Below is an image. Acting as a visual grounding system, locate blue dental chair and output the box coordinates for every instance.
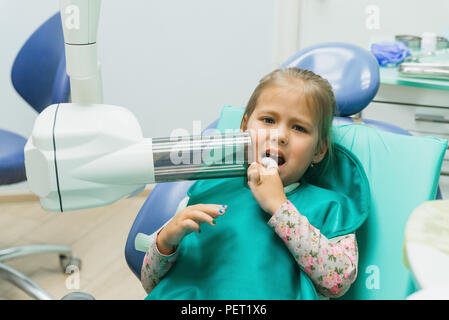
[0,13,79,300]
[125,42,447,299]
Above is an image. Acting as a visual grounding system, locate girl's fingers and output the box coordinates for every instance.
[191,204,227,218]
[186,210,218,226]
[248,161,261,171]
[247,164,261,185]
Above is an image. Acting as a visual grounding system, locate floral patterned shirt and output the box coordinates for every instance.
[141,199,358,299]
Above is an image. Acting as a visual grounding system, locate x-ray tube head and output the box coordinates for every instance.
[152,132,254,182]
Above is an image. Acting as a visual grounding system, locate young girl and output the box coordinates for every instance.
[141,68,360,299]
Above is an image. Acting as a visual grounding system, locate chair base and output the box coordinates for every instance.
[0,245,81,300]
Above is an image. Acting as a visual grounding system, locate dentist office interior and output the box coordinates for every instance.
[1,0,449,300]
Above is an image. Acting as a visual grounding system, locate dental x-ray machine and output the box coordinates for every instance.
[24,0,260,213]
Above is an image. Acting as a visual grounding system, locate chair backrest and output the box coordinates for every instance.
[11,12,70,113]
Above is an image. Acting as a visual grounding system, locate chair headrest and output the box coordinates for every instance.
[11,13,69,113]
[282,42,380,117]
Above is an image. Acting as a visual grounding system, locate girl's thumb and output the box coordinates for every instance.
[248,167,261,185]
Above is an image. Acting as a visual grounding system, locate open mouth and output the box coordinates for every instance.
[264,150,286,167]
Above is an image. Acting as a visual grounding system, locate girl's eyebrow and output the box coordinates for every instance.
[290,116,313,128]
[291,117,313,128]
[256,106,278,115]
[256,110,281,119]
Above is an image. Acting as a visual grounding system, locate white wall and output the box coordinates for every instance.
[0,0,276,191]
[298,0,449,50]
[98,0,276,138]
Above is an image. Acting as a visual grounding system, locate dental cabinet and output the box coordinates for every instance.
[361,68,449,197]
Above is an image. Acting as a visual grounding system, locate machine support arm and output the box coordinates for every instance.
[59,0,103,104]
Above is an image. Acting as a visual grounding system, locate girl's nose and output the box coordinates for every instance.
[278,134,288,145]
[270,128,288,145]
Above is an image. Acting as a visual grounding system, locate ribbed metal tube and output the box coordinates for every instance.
[152,132,252,182]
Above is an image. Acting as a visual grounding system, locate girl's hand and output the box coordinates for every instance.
[247,161,287,215]
[156,204,227,255]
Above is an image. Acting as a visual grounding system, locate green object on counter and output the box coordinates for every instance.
[380,66,449,91]
[380,49,449,91]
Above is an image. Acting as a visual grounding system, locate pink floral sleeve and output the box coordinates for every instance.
[268,200,358,298]
[141,231,178,294]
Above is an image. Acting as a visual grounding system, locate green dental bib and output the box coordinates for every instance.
[147,174,368,300]
[146,107,370,300]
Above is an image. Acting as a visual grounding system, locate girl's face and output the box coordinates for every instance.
[241,85,327,186]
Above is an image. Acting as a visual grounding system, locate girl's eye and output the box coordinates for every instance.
[293,125,306,132]
[262,117,274,124]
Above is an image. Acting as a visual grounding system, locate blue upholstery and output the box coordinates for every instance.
[0,130,27,185]
[11,13,69,113]
[1,12,69,188]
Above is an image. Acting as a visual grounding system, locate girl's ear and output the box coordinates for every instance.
[312,142,328,164]
[240,114,248,131]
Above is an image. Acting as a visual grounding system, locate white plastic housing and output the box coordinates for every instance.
[65,43,103,104]
[25,103,147,212]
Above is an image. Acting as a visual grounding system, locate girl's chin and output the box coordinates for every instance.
[280,169,304,187]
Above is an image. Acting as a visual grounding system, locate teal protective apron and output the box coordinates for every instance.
[147,171,367,300]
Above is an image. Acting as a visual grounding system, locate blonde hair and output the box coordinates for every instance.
[242,67,336,172]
